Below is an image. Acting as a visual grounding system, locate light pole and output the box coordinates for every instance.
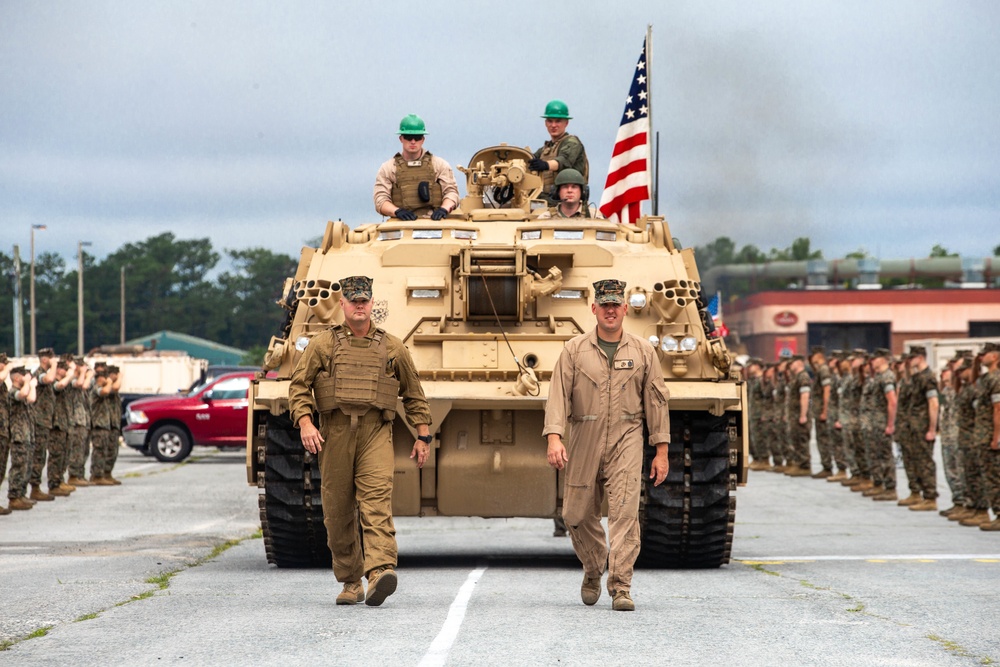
[30,224,47,355]
[120,265,126,345]
[77,241,92,355]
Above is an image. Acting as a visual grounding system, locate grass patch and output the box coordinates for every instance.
[0,626,53,652]
[847,603,865,612]
[747,562,781,577]
[74,612,99,622]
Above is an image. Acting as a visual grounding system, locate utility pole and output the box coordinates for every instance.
[120,265,126,344]
[30,223,46,354]
[77,240,92,355]
[13,245,24,357]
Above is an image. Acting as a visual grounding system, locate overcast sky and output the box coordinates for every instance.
[2,1,997,269]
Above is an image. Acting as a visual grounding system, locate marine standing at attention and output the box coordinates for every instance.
[288,276,432,606]
[544,279,671,612]
[529,100,589,206]
[373,115,460,221]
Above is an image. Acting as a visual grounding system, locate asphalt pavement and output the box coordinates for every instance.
[1,445,998,666]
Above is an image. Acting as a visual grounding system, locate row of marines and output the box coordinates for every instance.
[743,343,1000,531]
[0,349,123,514]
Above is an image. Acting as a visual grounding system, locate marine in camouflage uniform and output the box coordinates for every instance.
[106,365,124,482]
[863,349,898,500]
[902,347,939,510]
[747,360,769,469]
[29,349,58,501]
[785,356,812,475]
[761,366,782,469]
[67,360,95,486]
[48,359,76,495]
[954,359,987,524]
[779,360,795,473]
[974,343,1000,531]
[937,369,965,514]
[826,353,850,481]
[89,368,116,485]
[531,100,590,206]
[893,360,920,503]
[6,367,37,510]
[0,355,11,515]
[809,348,834,478]
[837,355,865,486]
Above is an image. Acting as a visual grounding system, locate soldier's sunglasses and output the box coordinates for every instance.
[401,134,425,142]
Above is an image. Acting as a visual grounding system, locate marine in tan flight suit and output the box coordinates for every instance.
[288,276,432,607]
[544,279,671,612]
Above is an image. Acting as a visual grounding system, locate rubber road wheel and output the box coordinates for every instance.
[149,425,193,463]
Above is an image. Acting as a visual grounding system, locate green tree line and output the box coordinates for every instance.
[1,233,297,358]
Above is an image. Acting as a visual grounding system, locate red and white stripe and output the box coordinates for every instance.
[599,118,650,223]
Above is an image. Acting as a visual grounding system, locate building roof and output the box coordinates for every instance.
[125,330,247,366]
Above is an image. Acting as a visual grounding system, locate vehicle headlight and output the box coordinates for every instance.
[680,336,698,351]
[295,336,310,351]
[648,335,660,347]
[128,409,148,424]
[661,337,679,353]
[629,293,647,309]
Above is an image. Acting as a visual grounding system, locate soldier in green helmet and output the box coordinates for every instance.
[530,100,589,206]
[374,114,460,221]
[546,168,592,219]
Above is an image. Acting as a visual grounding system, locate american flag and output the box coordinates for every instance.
[598,38,651,224]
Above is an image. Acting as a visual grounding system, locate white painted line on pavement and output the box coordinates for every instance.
[737,554,1000,562]
[418,566,487,667]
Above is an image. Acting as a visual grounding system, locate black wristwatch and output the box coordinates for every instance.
[417,435,433,444]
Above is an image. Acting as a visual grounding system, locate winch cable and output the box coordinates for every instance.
[477,272,540,396]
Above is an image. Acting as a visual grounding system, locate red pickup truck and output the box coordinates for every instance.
[123,371,254,462]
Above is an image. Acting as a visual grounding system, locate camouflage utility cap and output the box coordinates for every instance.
[983,342,1000,354]
[341,276,373,301]
[108,365,120,374]
[593,279,626,305]
[873,347,892,359]
[810,345,825,356]
[38,347,55,357]
[908,345,927,358]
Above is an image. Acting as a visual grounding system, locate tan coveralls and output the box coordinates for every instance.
[543,330,670,593]
[288,325,431,583]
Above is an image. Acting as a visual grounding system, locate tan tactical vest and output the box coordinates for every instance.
[313,327,400,428]
[539,134,589,192]
[391,152,443,215]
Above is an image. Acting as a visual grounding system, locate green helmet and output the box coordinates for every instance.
[541,99,572,119]
[554,168,586,187]
[398,114,427,135]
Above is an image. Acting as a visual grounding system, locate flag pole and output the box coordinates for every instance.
[646,23,653,218]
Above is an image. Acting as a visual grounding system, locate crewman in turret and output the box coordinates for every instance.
[373,115,460,221]
[289,276,432,607]
[547,169,592,219]
[529,100,589,206]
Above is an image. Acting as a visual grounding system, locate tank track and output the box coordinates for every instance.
[259,412,332,568]
[638,410,737,568]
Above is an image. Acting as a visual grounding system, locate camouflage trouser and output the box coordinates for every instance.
[844,424,868,477]
[983,446,1000,515]
[68,425,91,479]
[895,423,920,494]
[940,433,966,506]
[90,429,117,478]
[47,429,69,491]
[766,419,785,464]
[749,417,766,460]
[108,430,121,476]
[831,424,850,472]
[790,419,811,469]
[866,424,896,490]
[910,430,938,500]
[7,439,34,499]
[961,430,988,510]
[0,436,8,490]
[29,425,51,486]
[814,417,834,471]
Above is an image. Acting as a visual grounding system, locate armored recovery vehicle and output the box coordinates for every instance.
[246,145,748,569]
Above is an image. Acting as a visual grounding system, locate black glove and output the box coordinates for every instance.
[528,158,549,172]
[430,207,449,221]
[394,208,417,221]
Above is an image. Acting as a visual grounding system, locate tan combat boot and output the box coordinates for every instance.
[872,490,898,501]
[365,567,397,607]
[0,505,11,515]
[811,469,832,479]
[749,460,769,471]
[938,505,961,517]
[897,493,921,507]
[336,581,365,605]
[59,482,77,493]
[612,590,635,612]
[66,476,91,487]
[106,476,122,486]
[853,480,875,492]
[581,574,602,606]
[771,465,787,473]
[979,518,1000,531]
[9,497,34,511]
[786,466,812,477]
[862,485,885,497]
[48,486,72,497]
[30,485,55,501]
[91,476,116,486]
[909,499,937,512]
[827,472,848,482]
[947,507,973,522]
[959,510,991,527]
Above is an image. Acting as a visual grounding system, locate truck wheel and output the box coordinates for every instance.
[260,412,331,568]
[638,410,737,569]
[149,425,193,463]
